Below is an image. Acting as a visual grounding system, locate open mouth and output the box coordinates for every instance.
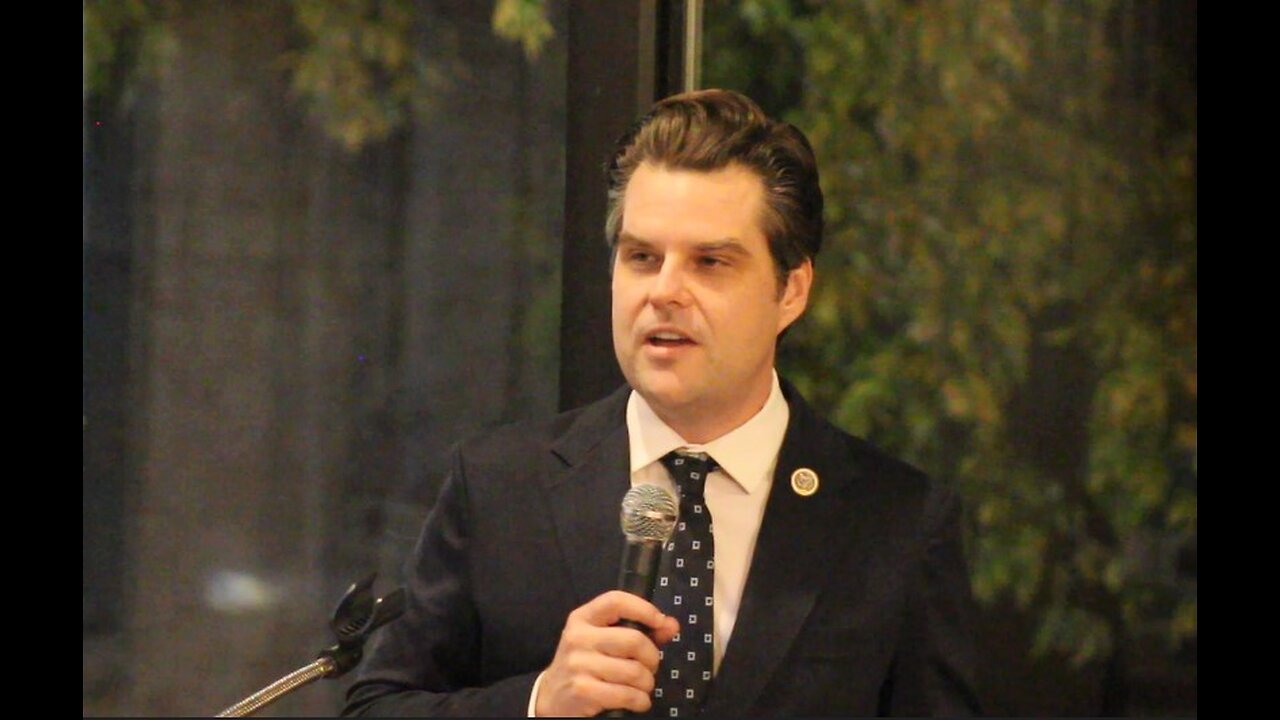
[646,331,695,348]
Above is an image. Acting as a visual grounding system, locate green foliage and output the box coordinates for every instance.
[701,0,810,115]
[708,0,1196,667]
[492,0,554,60]
[82,0,173,103]
[285,0,426,150]
[83,0,141,94]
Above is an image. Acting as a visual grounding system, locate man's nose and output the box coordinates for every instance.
[648,260,691,307]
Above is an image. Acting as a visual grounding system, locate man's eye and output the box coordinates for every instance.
[628,251,656,264]
[698,256,726,268]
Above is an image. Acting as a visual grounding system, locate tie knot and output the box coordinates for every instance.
[660,450,717,499]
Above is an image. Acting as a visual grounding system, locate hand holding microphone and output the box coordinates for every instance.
[534,485,680,718]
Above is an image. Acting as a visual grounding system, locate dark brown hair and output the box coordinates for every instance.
[605,89,824,288]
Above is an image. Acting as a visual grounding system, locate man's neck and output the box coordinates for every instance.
[642,375,777,445]
[658,408,759,445]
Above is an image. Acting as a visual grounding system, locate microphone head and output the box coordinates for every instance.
[620,484,678,542]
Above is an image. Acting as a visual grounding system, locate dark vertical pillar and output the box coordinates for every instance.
[559,0,689,411]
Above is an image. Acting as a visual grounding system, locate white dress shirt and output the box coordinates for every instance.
[624,370,789,673]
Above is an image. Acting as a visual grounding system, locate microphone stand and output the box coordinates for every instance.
[216,574,406,718]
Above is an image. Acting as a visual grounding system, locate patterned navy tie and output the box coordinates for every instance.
[652,450,717,718]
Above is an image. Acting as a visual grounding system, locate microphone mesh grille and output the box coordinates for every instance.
[620,484,679,542]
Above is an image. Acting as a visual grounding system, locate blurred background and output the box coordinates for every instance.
[83,1,1195,716]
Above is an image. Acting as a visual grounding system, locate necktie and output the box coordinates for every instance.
[652,450,717,717]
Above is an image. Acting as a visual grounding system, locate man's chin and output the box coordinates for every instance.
[632,375,698,414]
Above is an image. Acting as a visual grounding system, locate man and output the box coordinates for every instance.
[344,89,982,717]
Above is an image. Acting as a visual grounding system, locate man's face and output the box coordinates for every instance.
[611,161,812,442]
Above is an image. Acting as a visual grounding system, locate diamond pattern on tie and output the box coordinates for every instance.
[652,450,717,717]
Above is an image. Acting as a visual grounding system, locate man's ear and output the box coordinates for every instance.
[777,259,814,333]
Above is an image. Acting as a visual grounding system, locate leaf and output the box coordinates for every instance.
[492,0,553,60]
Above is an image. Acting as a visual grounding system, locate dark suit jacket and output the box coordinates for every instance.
[344,380,983,717]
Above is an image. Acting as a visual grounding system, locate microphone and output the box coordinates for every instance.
[614,484,678,632]
[607,484,678,718]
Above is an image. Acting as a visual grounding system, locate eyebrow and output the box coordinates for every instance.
[617,233,752,257]
[696,240,751,257]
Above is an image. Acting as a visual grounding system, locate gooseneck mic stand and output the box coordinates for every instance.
[216,574,406,717]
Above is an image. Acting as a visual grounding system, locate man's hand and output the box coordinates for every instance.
[534,590,680,717]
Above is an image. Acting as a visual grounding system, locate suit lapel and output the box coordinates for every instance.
[704,383,864,716]
[544,387,634,606]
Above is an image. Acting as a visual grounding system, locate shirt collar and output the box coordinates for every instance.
[625,371,790,495]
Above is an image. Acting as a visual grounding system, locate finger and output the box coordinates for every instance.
[587,653,658,694]
[557,673,654,716]
[649,613,681,646]
[591,626,663,671]
[575,590,672,632]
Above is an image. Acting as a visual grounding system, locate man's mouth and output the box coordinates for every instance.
[646,330,695,348]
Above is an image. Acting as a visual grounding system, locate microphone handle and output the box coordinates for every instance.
[605,539,665,717]
[617,538,664,599]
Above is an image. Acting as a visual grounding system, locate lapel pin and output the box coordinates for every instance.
[790,468,819,497]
